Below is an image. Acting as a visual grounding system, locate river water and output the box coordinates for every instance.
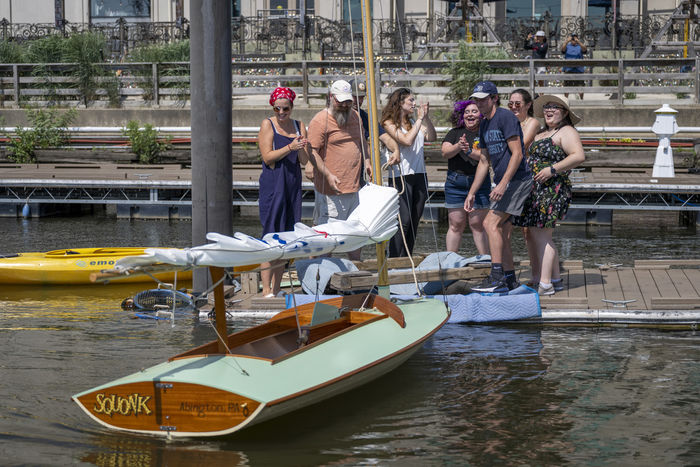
[1,213,698,465]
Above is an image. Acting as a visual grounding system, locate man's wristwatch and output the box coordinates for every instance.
[550,165,557,175]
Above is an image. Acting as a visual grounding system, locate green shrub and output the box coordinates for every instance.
[445,42,512,101]
[61,32,108,106]
[128,40,190,63]
[24,34,65,63]
[127,40,190,103]
[5,108,77,163]
[0,40,25,63]
[122,120,170,164]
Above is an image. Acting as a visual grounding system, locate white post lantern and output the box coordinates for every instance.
[651,104,679,178]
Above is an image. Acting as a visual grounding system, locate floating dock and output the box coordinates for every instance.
[516,259,700,328]
[194,259,700,329]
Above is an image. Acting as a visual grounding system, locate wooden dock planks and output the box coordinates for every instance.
[565,269,587,299]
[617,268,646,309]
[649,269,680,298]
[632,268,662,310]
[584,268,606,309]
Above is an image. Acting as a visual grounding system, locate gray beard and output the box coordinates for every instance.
[330,106,349,127]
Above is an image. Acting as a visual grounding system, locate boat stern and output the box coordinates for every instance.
[73,380,263,437]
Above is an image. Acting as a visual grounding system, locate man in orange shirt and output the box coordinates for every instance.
[307,79,372,260]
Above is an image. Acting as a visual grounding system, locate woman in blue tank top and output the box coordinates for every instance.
[257,87,310,297]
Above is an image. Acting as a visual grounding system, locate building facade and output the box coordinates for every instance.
[0,1,681,25]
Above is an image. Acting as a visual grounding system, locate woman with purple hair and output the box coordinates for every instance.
[440,100,491,254]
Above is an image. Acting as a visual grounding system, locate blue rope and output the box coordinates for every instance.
[671,194,700,208]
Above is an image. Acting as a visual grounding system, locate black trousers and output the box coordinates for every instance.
[389,173,428,258]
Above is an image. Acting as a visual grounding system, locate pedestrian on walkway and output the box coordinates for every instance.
[525,30,548,87]
[561,34,587,100]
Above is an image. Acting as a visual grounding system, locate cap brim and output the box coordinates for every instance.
[470,92,490,99]
[333,93,353,102]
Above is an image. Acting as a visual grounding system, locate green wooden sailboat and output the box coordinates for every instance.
[72,292,448,437]
[72,1,449,437]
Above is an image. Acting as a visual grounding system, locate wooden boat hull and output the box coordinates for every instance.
[0,248,192,285]
[73,295,448,437]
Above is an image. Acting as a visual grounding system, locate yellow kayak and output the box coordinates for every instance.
[0,248,193,285]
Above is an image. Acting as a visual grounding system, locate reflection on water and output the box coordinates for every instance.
[0,213,698,465]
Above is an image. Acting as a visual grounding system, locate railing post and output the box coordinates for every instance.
[529,59,535,96]
[152,62,160,106]
[12,64,19,108]
[302,60,309,105]
[617,58,624,105]
[695,56,700,104]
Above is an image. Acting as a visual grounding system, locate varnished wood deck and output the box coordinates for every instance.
[519,260,700,311]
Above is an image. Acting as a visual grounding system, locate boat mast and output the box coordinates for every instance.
[360,0,390,288]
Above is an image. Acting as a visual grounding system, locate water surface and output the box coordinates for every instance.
[0,213,698,465]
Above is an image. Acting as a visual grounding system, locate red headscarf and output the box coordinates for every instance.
[269,87,296,107]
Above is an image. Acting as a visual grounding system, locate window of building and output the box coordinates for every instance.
[506,0,560,18]
[91,0,151,18]
[270,0,288,15]
[343,0,366,25]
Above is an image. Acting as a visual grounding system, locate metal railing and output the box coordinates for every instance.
[0,57,698,107]
[0,13,688,59]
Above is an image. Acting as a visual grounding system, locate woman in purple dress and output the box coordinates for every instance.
[257,87,310,297]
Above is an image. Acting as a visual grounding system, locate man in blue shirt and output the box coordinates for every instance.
[465,81,533,292]
[561,34,587,100]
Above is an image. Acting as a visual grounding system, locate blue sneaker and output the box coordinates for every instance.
[472,275,509,293]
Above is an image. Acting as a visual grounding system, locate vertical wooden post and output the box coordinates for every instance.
[617,58,624,105]
[12,64,20,108]
[528,59,535,96]
[302,60,309,105]
[152,62,159,107]
[210,267,229,353]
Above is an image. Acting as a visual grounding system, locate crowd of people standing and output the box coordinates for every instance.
[257,78,584,297]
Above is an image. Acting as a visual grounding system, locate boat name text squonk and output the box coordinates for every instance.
[93,393,152,417]
[180,401,250,417]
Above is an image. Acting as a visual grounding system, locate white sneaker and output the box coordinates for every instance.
[538,283,555,296]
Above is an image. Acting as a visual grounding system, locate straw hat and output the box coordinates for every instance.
[533,94,581,126]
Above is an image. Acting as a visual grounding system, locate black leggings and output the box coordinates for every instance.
[389,173,428,258]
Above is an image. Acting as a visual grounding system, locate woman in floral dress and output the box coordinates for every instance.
[515,95,585,295]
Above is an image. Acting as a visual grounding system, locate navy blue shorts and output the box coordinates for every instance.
[444,170,491,210]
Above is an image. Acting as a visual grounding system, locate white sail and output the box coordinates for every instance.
[113,183,399,271]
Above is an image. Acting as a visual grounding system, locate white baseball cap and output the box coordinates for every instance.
[330,80,353,102]
[535,30,546,37]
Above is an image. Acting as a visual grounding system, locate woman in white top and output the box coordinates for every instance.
[380,88,437,257]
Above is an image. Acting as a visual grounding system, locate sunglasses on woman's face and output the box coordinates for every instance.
[507,101,523,108]
[543,104,564,111]
[273,106,291,112]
